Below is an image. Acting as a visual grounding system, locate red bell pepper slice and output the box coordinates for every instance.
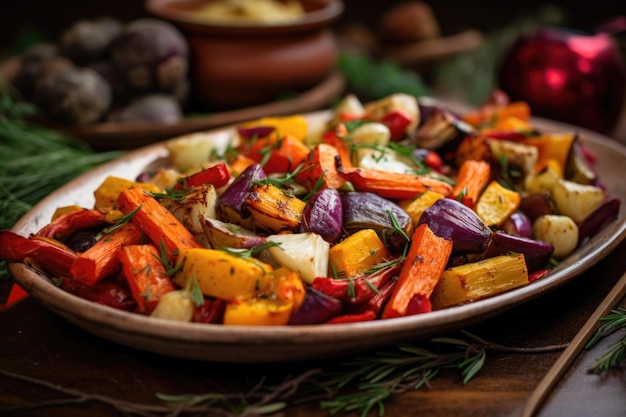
[193,298,226,323]
[529,269,550,283]
[174,161,231,191]
[311,263,401,305]
[0,283,29,311]
[36,208,106,238]
[0,230,77,277]
[325,309,377,324]
[380,110,414,142]
[60,275,136,311]
[424,150,444,172]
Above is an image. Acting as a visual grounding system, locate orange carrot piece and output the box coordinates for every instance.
[240,134,310,175]
[296,143,346,190]
[463,101,531,127]
[337,165,453,199]
[70,223,143,285]
[320,123,352,168]
[451,160,491,208]
[117,187,203,260]
[229,154,256,176]
[118,244,175,313]
[381,224,453,319]
[453,134,491,167]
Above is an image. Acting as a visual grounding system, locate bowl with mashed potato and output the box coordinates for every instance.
[145,0,344,109]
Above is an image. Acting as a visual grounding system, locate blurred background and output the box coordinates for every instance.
[0,0,624,141]
[0,1,622,48]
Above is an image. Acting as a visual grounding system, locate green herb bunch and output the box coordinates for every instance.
[0,82,122,280]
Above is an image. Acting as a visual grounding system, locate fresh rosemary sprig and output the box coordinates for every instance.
[159,333,566,417]
[0,331,570,417]
[586,307,626,373]
[154,240,183,278]
[102,205,141,235]
[314,332,489,416]
[385,209,411,243]
[185,273,205,307]
[219,241,281,259]
[0,83,123,281]
[252,162,307,189]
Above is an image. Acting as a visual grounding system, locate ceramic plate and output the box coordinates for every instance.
[8,110,626,363]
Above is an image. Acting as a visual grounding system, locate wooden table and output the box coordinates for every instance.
[1,239,625,417]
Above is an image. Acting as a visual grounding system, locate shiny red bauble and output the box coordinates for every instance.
[498,27,625,134]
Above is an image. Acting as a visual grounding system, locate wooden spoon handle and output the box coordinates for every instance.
[521,271,626,417]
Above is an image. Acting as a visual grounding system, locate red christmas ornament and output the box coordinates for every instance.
[498,26,625,134]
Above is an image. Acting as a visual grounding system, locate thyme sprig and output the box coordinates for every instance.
[586,307,626,373]
[154,240,183,278]
[102,205,141,235]
[385,209,411,243]
[219,241,281,259]
[252,162,307,188]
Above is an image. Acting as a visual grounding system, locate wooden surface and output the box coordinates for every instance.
[1,239,624,417]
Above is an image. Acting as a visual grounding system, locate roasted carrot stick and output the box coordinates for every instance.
[296,143,346,190]
[320,123,352,168]
[118,244,175,313]
[381,224,452,319]
[117,187,203,260]
[337,163,453,200]
[70,223,143,285]
[228,154,256,176]
[451,159,491,208]
[241,134,310,175]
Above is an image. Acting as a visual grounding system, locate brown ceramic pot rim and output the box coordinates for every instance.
[145,0,344,37]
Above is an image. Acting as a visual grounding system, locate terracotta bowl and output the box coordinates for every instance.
[145,0,344,109]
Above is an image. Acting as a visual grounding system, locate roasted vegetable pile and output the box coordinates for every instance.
[0,92,621,325]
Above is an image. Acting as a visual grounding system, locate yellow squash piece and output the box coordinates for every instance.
[223,298,294,326]
[239,114,308,142]
[399,190,443,225]
[430,254,529,309]
[328,229,389,278]
[475,180,521,227]
[174,248,273,301]
[51,205,83,221]
[525,132,575,175]
[223,267,305,326]
[94,176,160,209]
